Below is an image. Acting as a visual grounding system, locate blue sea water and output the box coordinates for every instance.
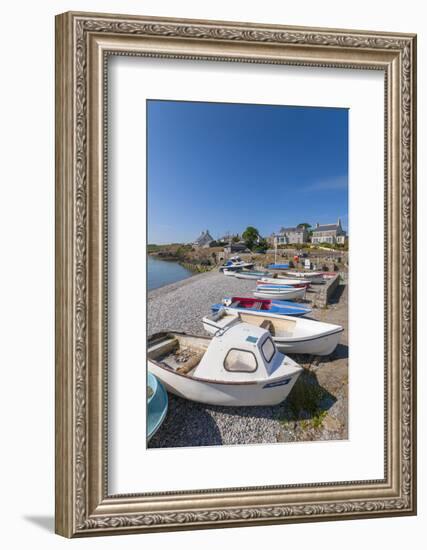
[148,255,193,290]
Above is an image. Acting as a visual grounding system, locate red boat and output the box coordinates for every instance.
[211,297,312,317]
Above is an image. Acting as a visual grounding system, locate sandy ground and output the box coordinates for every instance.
[147,270,348,448]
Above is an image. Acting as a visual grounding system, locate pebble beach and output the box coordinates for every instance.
[148,269,348,448]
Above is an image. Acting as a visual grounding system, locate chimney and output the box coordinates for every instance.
[316,223,319,228]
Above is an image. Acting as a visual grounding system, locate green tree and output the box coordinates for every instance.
[242,226,260,250]
[297,223,311,229]
[253,238,268,253]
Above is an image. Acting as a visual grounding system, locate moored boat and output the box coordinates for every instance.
[203,309,343,356]
[266,263,290,270]
[147,323,302,406]
[234,270,271,280]
[254,286,306,301]
[211,297,312,317]
[283,271,324,283]
[219,255,254,271]
[257,277,310,287]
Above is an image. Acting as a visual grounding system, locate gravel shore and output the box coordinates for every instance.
[148,270,255,337]
[148,270,348,448]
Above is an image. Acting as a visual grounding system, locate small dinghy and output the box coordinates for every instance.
[148,323,302,406]
[258,276,310,287]
[254,285,306,301]
[219,255,254,271]
[147,372,168,441]
[211,297,312,317]
[234,270,271,280]
[203,310,343,356]
[284,271,324,283]
[266,263,289,270]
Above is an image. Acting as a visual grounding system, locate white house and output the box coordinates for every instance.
[311,218,347,244]
[271,226,309,245]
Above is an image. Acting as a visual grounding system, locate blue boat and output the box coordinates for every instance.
[266,263,290,270]
[147,372,168,441]
[211,296,311,317]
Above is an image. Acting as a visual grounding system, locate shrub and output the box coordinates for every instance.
[200,258,211,266]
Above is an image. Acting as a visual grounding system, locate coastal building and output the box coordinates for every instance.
[193,229,214,248]
[272,226,309,245]
[311,218,347,244]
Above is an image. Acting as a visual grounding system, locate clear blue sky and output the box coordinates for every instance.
[147,100,348,244]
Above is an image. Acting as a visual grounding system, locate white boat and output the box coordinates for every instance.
[258,276,310,287]
[254,286,306,301]
[223,269,237,276]
[147,323,302,406]
[234,270,271,280]
[219,255,254,271]
[284,271,324,283]
[203,309,343,356]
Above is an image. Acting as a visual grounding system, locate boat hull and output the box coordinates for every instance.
[148,360,301,406]
[234,271,270,280]
[203,314,343,356]
[258,277,310,287]
[254,287,306,300]
[284,271,324,283]
[266,263,289,270]
[274,330,342,355]
[219,262,254,271]
[211,299,311,317]
[147,373,168,441]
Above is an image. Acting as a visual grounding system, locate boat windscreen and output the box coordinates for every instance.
[261,337,275,363]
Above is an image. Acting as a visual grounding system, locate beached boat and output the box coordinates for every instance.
[234,270,271,280]
[211,297,312,317]
[254,286,306,301]
[266,263,290,270]
[219,255,254,271]
[258,277,310,287]
[147,323,302,406]
[284,271,324,283]
[147,372,168,441]
[203,309,343,356]
[223,269,237,276]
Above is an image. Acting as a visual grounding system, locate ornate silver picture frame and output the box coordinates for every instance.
[55,11,417,537]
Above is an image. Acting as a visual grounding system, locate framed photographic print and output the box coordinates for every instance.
[55,11,417,537]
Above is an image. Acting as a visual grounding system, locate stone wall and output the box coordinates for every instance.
[310,273,341,308]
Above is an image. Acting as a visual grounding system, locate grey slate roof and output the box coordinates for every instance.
[313,224,339,232]
[194,230,214,245]
[279,226,305,233]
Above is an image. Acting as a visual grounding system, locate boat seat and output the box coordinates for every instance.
[176,353,203,374]
[260,319,275,336]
